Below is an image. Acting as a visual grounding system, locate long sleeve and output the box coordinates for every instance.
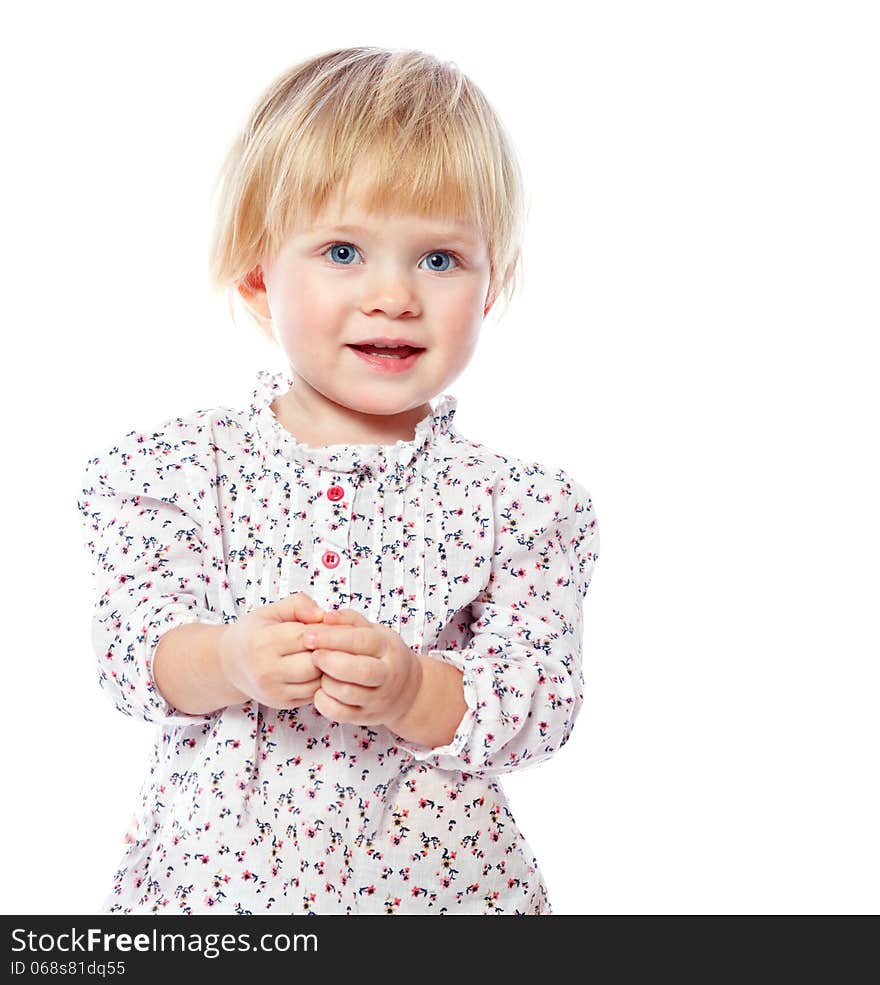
[76,425,224,726]
[395,464,599,773]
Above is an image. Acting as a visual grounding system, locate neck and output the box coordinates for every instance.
[271,373,433,448]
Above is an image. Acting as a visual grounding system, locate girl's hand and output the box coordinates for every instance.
[218,592,328,711]
[303,608,422,728]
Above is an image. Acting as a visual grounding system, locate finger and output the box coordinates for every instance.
[318,672,372,708]
[264,621,329,657]
[302,624,381,658]
[284,679,321,703]
[321,607,372,627]
[268,592,326,624]
[277,651,321,684]
[311,649,386,687]
[315,687,360,722]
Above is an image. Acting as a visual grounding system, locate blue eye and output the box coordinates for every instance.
[420,251,459,272]
[325,243,361,265]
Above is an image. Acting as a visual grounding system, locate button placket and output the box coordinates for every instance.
[311,474,355,605]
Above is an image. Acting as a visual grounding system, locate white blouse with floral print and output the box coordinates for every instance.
[76,367,599,915]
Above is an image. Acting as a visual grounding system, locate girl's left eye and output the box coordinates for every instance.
[321,243,460,272]
[420,251,460,272]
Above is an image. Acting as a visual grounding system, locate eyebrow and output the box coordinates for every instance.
[312,223,480,246]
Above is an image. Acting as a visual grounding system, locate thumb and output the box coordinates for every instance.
[269,591,326,623]
[322,606,371,627]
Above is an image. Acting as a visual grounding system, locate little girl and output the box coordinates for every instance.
[77,46,599,915]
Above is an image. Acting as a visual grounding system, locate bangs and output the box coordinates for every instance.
[262,92,499,255]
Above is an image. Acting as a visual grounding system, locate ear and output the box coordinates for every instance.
[237,264,272,320]
[483,286,498,318]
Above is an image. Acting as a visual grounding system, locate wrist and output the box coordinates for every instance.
[214,624,249,704]
[153,621,248,716]
[384,652,467,750]
[216,625,249,704]
[385,651,424,732]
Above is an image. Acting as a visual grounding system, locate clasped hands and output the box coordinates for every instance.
[218,591,423,729]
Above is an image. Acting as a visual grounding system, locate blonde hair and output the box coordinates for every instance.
[207,46,527,341]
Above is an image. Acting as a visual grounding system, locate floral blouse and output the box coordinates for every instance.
[76,367,600,915]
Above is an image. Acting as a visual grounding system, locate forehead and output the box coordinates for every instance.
[308,218,482,248]
[303,164,483,244]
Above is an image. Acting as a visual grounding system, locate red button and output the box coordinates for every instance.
[327,485,345,502]
[322,550,340,569]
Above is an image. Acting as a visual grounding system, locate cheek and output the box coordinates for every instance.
[275,274,329,319]
[434,289,484,345]
[270,274,347,346]
[436,272,489,318]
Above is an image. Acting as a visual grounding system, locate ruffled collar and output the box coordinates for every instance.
[248,367,458,479]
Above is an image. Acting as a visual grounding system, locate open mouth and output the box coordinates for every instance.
[346,343,425,360]
[346,343,426,373]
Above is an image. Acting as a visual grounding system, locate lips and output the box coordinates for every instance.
[348,343,423,358]
[347,344,425,374]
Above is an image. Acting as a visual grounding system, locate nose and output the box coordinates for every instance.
[359,264,419,319]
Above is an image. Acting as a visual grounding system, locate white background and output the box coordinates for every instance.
[1,0,877,915]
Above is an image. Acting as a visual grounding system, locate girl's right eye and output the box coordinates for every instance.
[322,243,362,265]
